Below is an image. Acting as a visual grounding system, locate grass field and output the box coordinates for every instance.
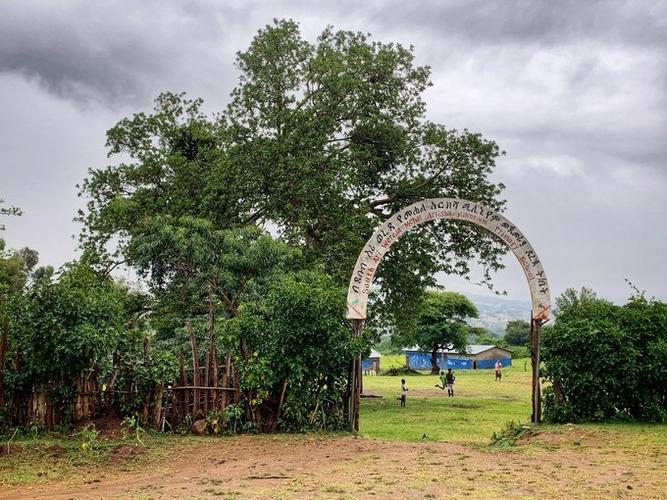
[2,358,667,498]
[361,357,533,443]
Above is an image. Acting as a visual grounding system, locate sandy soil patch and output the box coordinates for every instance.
[2,428,666,499]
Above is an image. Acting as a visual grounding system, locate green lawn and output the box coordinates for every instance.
[3,357,667,498]
[361,357,534,443]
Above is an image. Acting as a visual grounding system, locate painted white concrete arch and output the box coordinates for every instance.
[346,198,550,321]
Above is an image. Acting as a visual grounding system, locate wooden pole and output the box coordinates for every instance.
[207,285,217,410]
[222,353,231,409]
[349,319,364,432]
[186,321,200,415]
[211,345,219,409]
[178,350,186,421]
[530,318,542,423]
[203,350,210,414]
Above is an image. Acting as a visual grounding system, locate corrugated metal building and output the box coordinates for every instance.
[362,349,382,373]
[403,344,512,370]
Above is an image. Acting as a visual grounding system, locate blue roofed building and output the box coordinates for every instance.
[403,344,512,370]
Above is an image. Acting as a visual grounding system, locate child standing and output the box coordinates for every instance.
[445,368,456,397]
[400,379,408,407]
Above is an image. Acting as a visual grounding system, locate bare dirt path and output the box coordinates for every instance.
[2,429,666,499]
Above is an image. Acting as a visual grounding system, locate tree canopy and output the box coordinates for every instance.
[3,20,513,432]
[395,290,478,374]
[78,19,507,330]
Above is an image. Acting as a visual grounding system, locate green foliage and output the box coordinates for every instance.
[0,241,39,294]
[382,366,421,376]
[118,345,179,417]
[237,270,366,431]
[0,239,160,428]
[223,404,244,434]
[504,320,530,346]
[121,416,146,447]
[542,288,667,423]
[74,424,100,451]
[12,263,129,384]
[374,335,402,355]
[78,19,507,333]
[617,294,667,421]
[510,345,530,359]
[467,326,498,345]
[127,217,297,319]
[205,409,224,435]
[394,291,477,373]
[490,421,535,448]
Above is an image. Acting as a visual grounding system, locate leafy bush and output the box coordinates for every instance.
[74,424,100,451]
[382,366,421,376]
[542,288,667,423]
[121,416,146,447]
[233,270,365,432]
[510,345,530,359]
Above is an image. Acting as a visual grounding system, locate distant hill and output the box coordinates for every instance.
[464,293,531,336]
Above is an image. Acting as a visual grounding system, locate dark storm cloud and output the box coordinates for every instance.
[370,0,667,49]
[1,0,666,302]
[0,1,247,106]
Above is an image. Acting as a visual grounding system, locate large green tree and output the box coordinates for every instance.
[396,291,478,374]
[504,320,531,346]
[78,20,507,330]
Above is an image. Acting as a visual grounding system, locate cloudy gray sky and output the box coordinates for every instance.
[1,0,666,304]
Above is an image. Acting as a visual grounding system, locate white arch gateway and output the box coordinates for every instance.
[345,198,550,429]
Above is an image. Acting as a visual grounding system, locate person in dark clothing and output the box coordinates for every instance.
[445,368,456,397]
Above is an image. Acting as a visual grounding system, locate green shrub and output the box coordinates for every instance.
[542,288,667,423]
[382,366,421,376]
[490,421,535,448]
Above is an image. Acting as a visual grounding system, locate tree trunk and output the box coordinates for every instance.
[273,380,288,432]
[430,347,440,375]
[153,386,164,429]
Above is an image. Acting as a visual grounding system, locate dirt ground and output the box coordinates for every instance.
[2,428,666,499]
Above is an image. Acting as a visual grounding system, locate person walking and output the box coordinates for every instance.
[436,371,447,390]
[495,360,503,381]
